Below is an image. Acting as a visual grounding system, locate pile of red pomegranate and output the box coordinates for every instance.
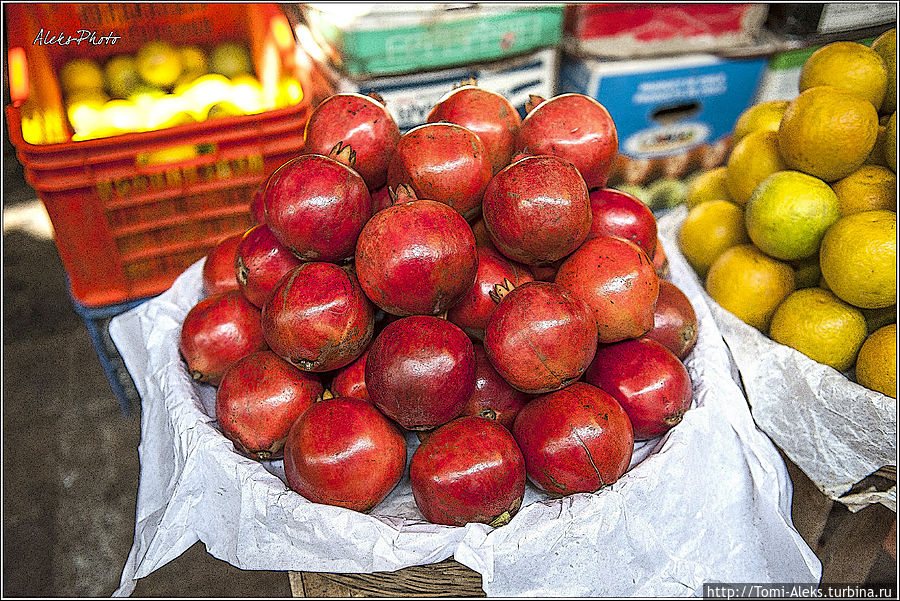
[181,89,699,526]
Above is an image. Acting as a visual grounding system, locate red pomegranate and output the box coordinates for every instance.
[366,315,476,431]
[202,233,242,296]
[482,155,591,265]
[587,187,657,258]
[410,416,525,526]
[652,237,669,278]
[512,382,634,495]
[283,397,407,512]
[355,186,478,316]
[585,338,693,441]
[459,345,531,430]
[234,224,303,308]
[179,290,267,386]
[303,93,400,190]
[426,85,522,174]
[446,246,534,340]
[555,235,659,343]
[250,187,265,224]
[264,153,372,263]
[386,122,493,221]
[644,280,698,360]
[370,186,393,213]
[517,93,618,189]
[470,218,494,249]
[331,346,371,402]
[215,350,323,460]
[484,281,597,394]
[262,262,374,372]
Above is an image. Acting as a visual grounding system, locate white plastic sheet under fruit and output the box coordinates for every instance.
[658,206,896,514]
[109,246,820,597]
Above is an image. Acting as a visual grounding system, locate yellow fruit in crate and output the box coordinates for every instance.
[777,86,879,182]
[831,164,897,215]
[137,144,200,166]
[104,55,143,99]
[790,254,822,289]
[819,210,896,309]
[885,112,897,173]
[60,58,105,94]
[178,45,208,81]
[799,41,888,110]
[863,124,888,167]
[276,75,304,107]
[872,29,897,115]
[732,100,789,143]
[745,170,840,261]
[856,324,897,398]
[685,166,732,209]
[206,101,245,119]
[679,199,750,278]
[136,41,183,88]
[768,287,867,371]
[705,244,796,332]
[210,42,253,79]
[726,129,788,205]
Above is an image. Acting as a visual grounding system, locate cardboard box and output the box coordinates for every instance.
[302,3,564,78]
[559,52,767,194]
[563,3,768,58]
[318,47,558,132]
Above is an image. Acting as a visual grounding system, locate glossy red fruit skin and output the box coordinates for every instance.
[303,93,401,190]
[460,345,531,430]
[446,246,534,340]
[482,155,592,265]
[235,224,303,308]
[517,93,619,189]
[652,237,669,278]
[331,346,371,402]
[283,397,407,513]
[355,198,478,316]
[215,350,323,460]
[484,281,598,394]
[202,233,242,296]
[179,290,267,386]
[426,86,523,175]
[366,316,476,431]
[585,338,693,441]
[512,382,634,495]
[555,235,659,344]
[261,262,374,372]
[410,416,526,526]
[587,188,657,258]
[470,218,494,249]
[250,187,265,224]
[644,281,698,360]
[264,154,372,263]
[387,122,493,221]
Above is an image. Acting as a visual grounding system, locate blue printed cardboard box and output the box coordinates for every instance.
[559,52,767,208]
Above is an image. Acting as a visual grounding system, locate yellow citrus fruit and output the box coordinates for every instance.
[819,210,896,309]
[860,305,897,334]
[790,254,822,289]
[856,324,897,397]
[209,42,253,79]
[777,86,879,182]
[799,41,888,110]
[885,112,897,173]
[136,41,183,88]
[733,100,789,143]
[104,55,143,99]
[830,164,897,216]
[705,244,796,331]
[863,124,888,167]
[678,199,750,278]
[745,170,840,260]
[685,166,732,209]
[726,129,788,205]
[768,287,868,371]
[59,58,104,95]
[178,46,208,79]
[872,29,897,115]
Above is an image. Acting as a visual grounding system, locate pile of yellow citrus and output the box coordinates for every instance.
[679,31,897,398]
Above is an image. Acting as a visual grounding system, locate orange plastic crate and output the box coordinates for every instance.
[5,4,322,307]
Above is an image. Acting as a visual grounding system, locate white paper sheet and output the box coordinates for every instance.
[110,242,820,597]
[658,206,897,513]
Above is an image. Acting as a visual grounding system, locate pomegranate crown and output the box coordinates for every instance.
[328,141,357,167]
[452,76,479,90]
[524,94,546,114]
[387,183,418,205]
